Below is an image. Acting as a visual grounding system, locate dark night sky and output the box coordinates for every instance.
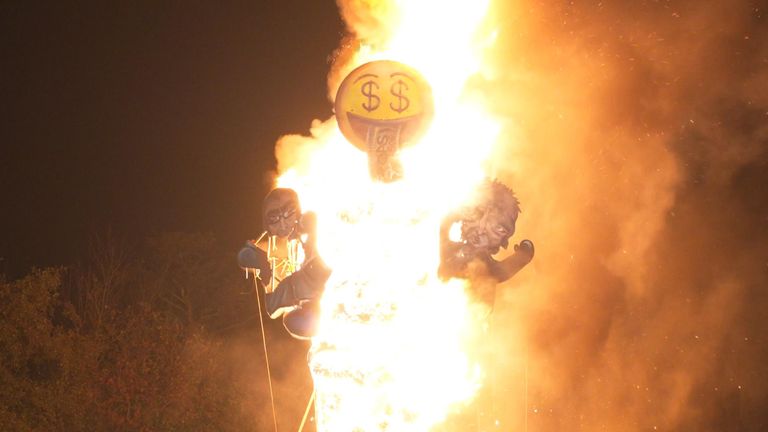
[0,1,344,276]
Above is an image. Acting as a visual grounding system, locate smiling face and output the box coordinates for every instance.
[262,188,301,239]
[334,60,434,151]
[459,181,520,255]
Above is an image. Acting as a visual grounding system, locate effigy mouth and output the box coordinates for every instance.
[345,112,426,182]
[345,112,425,149]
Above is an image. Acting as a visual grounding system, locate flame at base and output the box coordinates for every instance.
[307,197,485,431]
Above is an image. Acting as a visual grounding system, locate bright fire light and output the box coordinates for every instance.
[275,0,502,430]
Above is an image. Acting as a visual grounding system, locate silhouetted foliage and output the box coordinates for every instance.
[0,233,310,432]
[141,232,252,333]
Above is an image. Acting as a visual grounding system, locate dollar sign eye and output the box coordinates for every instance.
[357,73,381,112]
[389,78,410,113]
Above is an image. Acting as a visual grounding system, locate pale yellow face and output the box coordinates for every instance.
[334,60,433,150]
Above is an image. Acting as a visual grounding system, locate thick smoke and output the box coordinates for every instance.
[478,1,768,431]
[275,0,767,430]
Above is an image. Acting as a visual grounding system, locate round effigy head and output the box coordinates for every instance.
[459,181,521,255]
[334,60,434,181]
[262,188,301,239]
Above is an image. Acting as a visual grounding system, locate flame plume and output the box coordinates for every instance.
[274,0,501,430]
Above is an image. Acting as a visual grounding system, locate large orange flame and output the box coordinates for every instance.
[274,0,505,430]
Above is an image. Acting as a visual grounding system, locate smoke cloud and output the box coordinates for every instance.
[275,0,767,430]
[479,1,768,430]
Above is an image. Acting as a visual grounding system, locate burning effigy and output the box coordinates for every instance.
[237,1,535,430]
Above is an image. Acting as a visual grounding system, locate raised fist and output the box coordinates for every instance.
[514,239,535,258]
[237,241,272,281]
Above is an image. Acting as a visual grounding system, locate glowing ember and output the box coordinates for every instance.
[275,0,501,430]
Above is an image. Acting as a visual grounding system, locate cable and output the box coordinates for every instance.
[297,388,315,432]
[254,276,279,432]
